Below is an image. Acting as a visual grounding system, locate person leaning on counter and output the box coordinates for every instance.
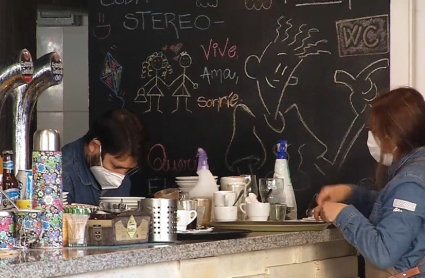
[314,87,425,278]
[62,109,148,206]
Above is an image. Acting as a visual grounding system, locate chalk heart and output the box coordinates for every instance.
[170,43,183,54]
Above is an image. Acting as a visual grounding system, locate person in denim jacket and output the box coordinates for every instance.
[314,87,425,278]
[62,109,148,205]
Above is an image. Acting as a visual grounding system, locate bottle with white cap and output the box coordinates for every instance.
[273,140,297,220]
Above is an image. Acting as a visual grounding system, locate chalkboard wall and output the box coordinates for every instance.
[88,0,390,217]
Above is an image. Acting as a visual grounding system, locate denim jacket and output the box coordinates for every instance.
[335,147,425,276]
[62,137,132,206]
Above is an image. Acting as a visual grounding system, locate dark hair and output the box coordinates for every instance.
[83,109,149,164]
[370,87,425,187]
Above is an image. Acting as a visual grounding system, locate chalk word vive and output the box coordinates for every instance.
[123,12,225,39]
[336,15,389,57]
[200,38,238,60]
[197,92,239,112]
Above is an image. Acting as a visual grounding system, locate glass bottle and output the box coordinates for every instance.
[2,150,19,209]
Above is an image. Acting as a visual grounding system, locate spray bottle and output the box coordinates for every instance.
[189,148,217,198]
[273,140,297,220]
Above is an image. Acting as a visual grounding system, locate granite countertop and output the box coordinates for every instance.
[0,228,345,278]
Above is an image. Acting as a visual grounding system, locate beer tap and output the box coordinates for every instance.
[0,49,34,113]
[11,52,63,174]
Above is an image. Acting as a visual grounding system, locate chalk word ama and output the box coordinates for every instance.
[123,12,225,39]
[200,38,238,60]
[197,92,239,112]
[149,144,197,172]
[336,15,389,57]
[200,67,239,85]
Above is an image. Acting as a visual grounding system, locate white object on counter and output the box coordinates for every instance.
[245,193,259,203]
[189,148,217,199]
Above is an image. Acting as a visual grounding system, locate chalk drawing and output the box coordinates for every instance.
[100,52,124,106]
[296,0,351,10]
[139,52,173,113]
[169,52,198,113]
[134,87,147,103]
[245,0,272,10]
[196,0,219,8]
[93,13,111,39]
[224,104,267,173]
[336,15,389,57]
[245,16,330,127]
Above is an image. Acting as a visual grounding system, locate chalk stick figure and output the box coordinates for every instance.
[140,52,172,113]
[169,52,198,113]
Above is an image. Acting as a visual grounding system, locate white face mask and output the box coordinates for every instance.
[90,145,125,190]
[367,131,394,166]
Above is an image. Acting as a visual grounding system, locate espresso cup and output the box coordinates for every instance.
[177,209,197,231]
[213,191,237,207]
[214,206,237,222]
[240,202,270,221]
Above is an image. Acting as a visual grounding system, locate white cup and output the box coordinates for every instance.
[177,209,197,231]
[213,191,237,207]
[214,206,237,222]
[240,202,270,221]
[220,176,246,189]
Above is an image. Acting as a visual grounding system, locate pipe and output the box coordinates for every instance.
[11,52,63,173]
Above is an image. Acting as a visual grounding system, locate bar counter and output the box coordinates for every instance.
[0,228,357,278]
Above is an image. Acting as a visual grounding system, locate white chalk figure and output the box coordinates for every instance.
[140,52,173,113]
[169,52,198,113]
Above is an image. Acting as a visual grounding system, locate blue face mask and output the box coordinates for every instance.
[90,145,125,189]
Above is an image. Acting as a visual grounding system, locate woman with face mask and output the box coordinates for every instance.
[313,87,425,278]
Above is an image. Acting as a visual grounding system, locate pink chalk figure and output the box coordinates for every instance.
[169,52,198,113]
[138,52,173,113]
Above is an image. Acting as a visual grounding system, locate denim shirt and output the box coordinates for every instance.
[335,147,425,276]
[62,137,132,206]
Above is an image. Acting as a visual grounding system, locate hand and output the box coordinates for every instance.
[194,83,198,89]
[321,202,348,223]
[316,184,352,206]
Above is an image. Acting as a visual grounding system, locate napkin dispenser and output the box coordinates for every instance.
[87,211,150,246]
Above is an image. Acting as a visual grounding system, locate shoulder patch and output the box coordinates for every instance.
[393,199,417,212]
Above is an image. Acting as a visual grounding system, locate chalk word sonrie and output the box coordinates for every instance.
[197,92,239,112]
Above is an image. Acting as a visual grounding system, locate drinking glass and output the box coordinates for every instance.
[258,178,285,203]
[305,193,318,218]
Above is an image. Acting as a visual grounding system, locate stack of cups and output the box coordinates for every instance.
[220,176,247,220]
[213,191,238,222]
[31,129,63,248]
[177,200,197,231]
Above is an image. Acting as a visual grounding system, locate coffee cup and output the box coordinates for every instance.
[213,191,237,207]
[240,202,270,221]
[177,209,197,231]
[214,206,237,222]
